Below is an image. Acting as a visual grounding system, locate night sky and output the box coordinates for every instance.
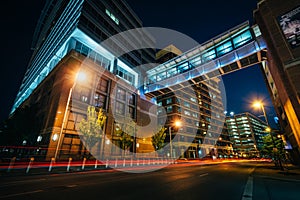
[0,1,277,127]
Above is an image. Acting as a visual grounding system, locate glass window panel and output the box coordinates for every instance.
[233,30,252,48]
[202,49,216,62]
[116,87,126,101]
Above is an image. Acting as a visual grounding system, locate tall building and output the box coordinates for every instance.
[156,79,232,159]
[8,0,156,160]
[226,112,268,158]
[151,47,232,159]
[11,0,155,114]
[254,0,300,163]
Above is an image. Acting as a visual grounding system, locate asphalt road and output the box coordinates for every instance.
[1,161,300,200]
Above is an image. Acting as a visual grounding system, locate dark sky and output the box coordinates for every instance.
[0,0,277,127]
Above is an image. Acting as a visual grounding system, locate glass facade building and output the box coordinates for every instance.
[226,112,268,158]
[11,0,155,114]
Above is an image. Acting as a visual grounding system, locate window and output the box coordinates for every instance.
[115,101,125,115]
[80,89,89,103]
[105,9,119,25]
[116,87,126,101]
[129,106,135,119]
[129,94,136,105]
[216,41,233,56]
[177,62,189,73]
[75,41,111,69]
[184,110,191,116]
[190,97,197,103]
[116,66,135,85]
[167,106,173,113]
[94,93,106,108]
[202,49,216,62]
[232,30,252,48]
[166,98,172,104]
[184,101,190,108]
[97,78,109,93]
[95,77,109,109]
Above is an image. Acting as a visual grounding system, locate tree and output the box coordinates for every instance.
[78,106,106,156]
[115,121,135,156]
[261,134,285,168]
[151,127,167,151]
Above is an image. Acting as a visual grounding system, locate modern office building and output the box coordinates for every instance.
[226,112,268,158]
[156,78,232,159]
[254,0,300,163]
[8,0,156,160]
[11,0,155,115]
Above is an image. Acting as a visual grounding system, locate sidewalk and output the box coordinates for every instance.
[253,162,300,182]
[252,162,300,200]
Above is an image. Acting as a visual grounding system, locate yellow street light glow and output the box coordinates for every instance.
[253,101,263,109]
[76,71,87,82]
[174,120,182,127]
[265,127,271,132]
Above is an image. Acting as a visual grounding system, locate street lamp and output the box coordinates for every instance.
[252,101,269,125]
[169,120,181,158]
[54,71,87,161]
[253,101,283,170]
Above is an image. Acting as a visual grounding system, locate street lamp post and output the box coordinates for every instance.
[169,126,172,158]
[252,101,283,170]
[169,120,181,158]
[54,72,86,161]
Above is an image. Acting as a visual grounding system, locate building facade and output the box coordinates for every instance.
[8,0,157,161]
[12,0,155,115]
[254,0,300,163]
[226,112,268,158]
[156,79,232,159]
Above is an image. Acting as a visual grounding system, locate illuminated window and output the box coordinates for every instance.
[177,62,189,73]
[94,93,106,108]
[166,98,172,104]
[105,9,119,25]
[116,66,135,85]
[190,97,197,103]
[184,110,191,116]
[183,101,190,108]
[202,49,216,62]
[232,30,252,48]
[167,106,173,113]
[216,41,233,56]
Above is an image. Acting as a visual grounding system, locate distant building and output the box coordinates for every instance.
[254,0,300,164]
[156,79,232,159]
[226,112,268,158]
[156,45,182,64]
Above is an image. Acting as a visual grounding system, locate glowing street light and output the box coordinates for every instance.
[253,100,283,170]
[54,71,87,161]
[252,101,269,125]
[169,120,181,158]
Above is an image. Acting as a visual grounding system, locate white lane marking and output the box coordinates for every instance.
[199,173,208,177]
[0,190,43,199]
[242,176,253,200]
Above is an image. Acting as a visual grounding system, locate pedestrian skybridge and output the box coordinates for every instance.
[144,22,267,97]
